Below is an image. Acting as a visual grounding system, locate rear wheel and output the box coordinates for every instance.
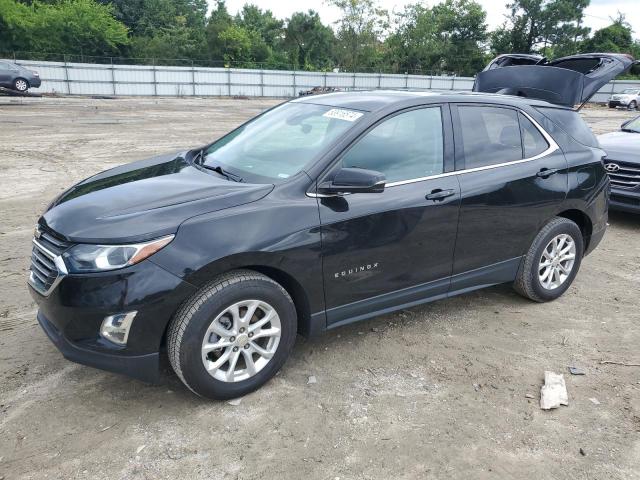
[13,78,29,92]
[629,100,638,110]
[167,270,297,400]
[514,217,584,302]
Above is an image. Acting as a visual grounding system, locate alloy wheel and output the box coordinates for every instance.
[538,234,576,290]
[201,300,281,382]
[14,79,28,92]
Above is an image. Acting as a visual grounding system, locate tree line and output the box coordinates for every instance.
[1,0,639,76]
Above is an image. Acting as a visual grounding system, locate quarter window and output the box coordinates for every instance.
[458,106,523,168]
[519,113,549,157]
[341,107,444,183]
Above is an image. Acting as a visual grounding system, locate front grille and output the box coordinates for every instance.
[29,228,72,295]
[604,161,640,190]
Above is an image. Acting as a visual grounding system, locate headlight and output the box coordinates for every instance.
[62,235,174,273]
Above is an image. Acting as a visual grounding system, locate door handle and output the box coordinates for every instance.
[426,188,456,201]
[536,168,559,178]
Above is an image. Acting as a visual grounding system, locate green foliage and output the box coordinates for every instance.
[284,10,335,70]
[582,15,633,53]
[489,0,590,57]
[1,0,130,56]
[329,0,389,71]
[206,0,233,62]
[1,0,638,77]
[384,0,487,75]
[236,4,283,49]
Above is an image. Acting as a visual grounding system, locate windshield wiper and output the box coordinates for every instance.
[200,164,244,182]
[191,147,243,182]
[621,128,640,133]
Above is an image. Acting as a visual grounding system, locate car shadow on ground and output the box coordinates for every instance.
[147,282,529,402]
[608,210,639,229]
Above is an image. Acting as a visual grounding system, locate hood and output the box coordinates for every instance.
[597,131,640,164]
[41,152,274,243]
[474,53,637,107]
[610,93,637,99]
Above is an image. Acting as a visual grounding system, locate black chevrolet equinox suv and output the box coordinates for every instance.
[29,54,634,399]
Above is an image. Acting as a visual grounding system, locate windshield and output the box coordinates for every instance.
[622,116,640,133]
[202,102,364,182]
[622,89,639,94]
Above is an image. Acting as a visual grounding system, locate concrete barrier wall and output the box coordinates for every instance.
[6,59,640,102]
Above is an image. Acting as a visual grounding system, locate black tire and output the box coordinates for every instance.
[514,217,584,302]
[13,78,29,92]
[629,100,638,111]
[167,270,297,400]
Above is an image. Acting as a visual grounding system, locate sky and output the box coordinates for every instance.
[216,0,640,39]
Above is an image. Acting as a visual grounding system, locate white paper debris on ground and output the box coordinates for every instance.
[589,397,601,405]
[307,375,317,385]
[227,398,242,406]
[540,371,569,410]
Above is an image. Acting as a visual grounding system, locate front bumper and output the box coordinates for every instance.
[610,187,640,213]
[29,77,41,88]
[29,259,197,383]
[38,311,161,382]
[608,100,632,108]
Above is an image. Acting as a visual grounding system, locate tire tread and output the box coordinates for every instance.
[514,217,580,302]
[167,269,291,397]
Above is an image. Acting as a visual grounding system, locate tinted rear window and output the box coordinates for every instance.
[458,106,523,168]
[535,107,598,147]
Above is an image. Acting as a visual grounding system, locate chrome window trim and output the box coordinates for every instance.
[307,108,559,195]
[385,109,559,188]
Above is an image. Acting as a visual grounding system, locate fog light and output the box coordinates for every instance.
[100,311,137,345]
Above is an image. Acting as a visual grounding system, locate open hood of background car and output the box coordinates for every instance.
[473,53,637,107]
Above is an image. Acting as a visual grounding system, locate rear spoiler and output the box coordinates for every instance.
[473,53,638,109]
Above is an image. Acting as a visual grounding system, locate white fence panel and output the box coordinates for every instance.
[7,59,639,101]
[355,74,380,89]
[379,75,404,89]
[326,73,355,88]
[156,66,193,84]
[71,81,114,96]
[296,72,325,89]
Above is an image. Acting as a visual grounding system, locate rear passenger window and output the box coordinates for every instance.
[457,106,523,169]
[519,113,549,157]
[535,106,598,148]
[341,107,443,183]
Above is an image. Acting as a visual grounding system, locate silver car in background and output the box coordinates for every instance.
[608,88,640,110]
[0,60,41,92]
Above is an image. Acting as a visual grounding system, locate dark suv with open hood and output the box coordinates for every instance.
[29,54,633,399]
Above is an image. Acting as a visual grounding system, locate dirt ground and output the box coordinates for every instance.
[0,96,639,480]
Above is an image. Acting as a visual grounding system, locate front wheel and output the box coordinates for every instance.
[629,100,638,111]
[13,78,29,92]
[167,270,297,400]
[514,217,584,302]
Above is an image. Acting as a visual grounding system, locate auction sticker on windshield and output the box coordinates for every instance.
[323,108,364,122]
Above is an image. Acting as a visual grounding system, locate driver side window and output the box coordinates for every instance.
[341,107,444,183]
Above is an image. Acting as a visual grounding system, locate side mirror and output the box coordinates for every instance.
[318,167,386,194]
